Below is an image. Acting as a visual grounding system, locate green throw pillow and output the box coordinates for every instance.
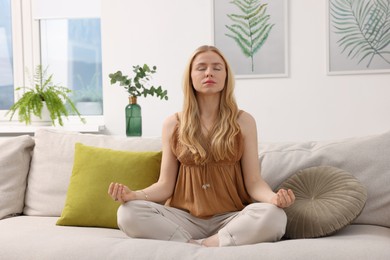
[278,166,367,239]
[56,143,162,229]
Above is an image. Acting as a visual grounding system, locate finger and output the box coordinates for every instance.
[281,189,292,205]
[108,182,117,198]
[117,185,125,203]
[280,189,295,207]
[277,190,287,206]
[108,182,114,195]
[119,184,125,201]
[112,183,120,201]
[288,189,296,201]
[273,194,281,207]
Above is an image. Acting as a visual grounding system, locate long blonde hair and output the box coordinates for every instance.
[179,45,240,164]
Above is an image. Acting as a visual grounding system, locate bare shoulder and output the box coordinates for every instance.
[237,111,257,134]
[162,112,179,137]
[237,111,259,153]
[163,113,178,127]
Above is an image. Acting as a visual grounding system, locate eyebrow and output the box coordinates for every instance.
[194,62,224,66]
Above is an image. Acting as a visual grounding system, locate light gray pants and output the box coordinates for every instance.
[117,201,287,247]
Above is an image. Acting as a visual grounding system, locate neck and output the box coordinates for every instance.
[196,94,220,118]
[196,96,220,134]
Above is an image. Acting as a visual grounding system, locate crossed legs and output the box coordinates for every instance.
[117,201,286,247]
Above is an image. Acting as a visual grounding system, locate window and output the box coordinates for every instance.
[40,18,103,115]
[1,0,102,121]
[0,0,14,110]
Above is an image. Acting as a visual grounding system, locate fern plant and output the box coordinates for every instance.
[330,0,390,67]
[225,0,275,71]
[109,64,168,100]
[6,65,85,126]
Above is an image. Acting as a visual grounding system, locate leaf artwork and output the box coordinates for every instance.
[225,0,275,72]
[330,0,390,68]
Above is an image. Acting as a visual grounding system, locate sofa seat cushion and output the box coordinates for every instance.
[24,129,162,217]
[56,143,162,229]
[0,135,35,219]
[259,130,390,228]
[0,216,389,260]
[278,166,367,238]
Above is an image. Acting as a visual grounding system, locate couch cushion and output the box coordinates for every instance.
[56,143,161,228]
[259,131,390,228]
[1,217,390,260]
[24,129,162,217]
[0,135,35,219]
[278,166,367,238]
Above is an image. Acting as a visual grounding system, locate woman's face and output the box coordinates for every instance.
[190,51,227,96]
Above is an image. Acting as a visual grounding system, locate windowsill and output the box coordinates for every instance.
[0,116,105,135]
[0,124,105,134]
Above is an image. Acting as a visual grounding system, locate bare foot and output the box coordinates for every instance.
[202,234,219,247]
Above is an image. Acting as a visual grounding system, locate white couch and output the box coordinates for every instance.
[0,128,389,260]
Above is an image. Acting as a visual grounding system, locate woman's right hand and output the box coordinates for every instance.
[108,183,136,204]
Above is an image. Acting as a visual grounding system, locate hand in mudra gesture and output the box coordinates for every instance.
[108,183,136,204]
[271,189,295,208]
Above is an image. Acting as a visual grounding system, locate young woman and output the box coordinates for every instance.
[108,45,295,247]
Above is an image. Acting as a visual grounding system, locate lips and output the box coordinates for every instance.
[203,80,216,84]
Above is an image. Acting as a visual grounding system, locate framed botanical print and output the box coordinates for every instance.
[212,0,289,78]
[327,0,390,75]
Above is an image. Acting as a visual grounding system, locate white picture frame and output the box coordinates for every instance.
[212,0,289,79]
[327,0,390,75]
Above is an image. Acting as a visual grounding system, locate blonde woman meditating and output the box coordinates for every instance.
[108,45,295,247]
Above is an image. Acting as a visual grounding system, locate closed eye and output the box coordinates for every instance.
[196,66,206,71]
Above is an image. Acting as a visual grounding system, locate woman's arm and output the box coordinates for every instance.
[108,114,179,204]
[238,112,295,208]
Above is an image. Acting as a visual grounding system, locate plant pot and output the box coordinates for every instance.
[30,102,51,126]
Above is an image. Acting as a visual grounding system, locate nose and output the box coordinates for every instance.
[205,67,213,77]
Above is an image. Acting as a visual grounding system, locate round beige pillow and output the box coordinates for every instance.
[278,166,367,239]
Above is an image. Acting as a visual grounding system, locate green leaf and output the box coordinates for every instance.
[225,0,275,71]
[6,65,84,126]
[108,64,168,100]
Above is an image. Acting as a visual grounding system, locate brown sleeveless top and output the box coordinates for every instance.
[165,112,252,219]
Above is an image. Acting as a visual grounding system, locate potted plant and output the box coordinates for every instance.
[73,73,103,115]
[6,65,85,126]
[109,64,168,136]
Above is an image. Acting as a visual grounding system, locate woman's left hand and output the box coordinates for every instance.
[271,189,295,208]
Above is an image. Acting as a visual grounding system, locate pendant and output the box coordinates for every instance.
[202,183,211,190]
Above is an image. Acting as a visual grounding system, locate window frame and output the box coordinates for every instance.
[0,0,24,119]
[1,0,104,127]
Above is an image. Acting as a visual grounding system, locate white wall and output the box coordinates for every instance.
[101,0,390,142]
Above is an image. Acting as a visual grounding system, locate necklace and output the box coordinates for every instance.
[200,118,216,135]
[200,121,212,133]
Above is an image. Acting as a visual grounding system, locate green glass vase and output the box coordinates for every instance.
[125,96,142,137]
